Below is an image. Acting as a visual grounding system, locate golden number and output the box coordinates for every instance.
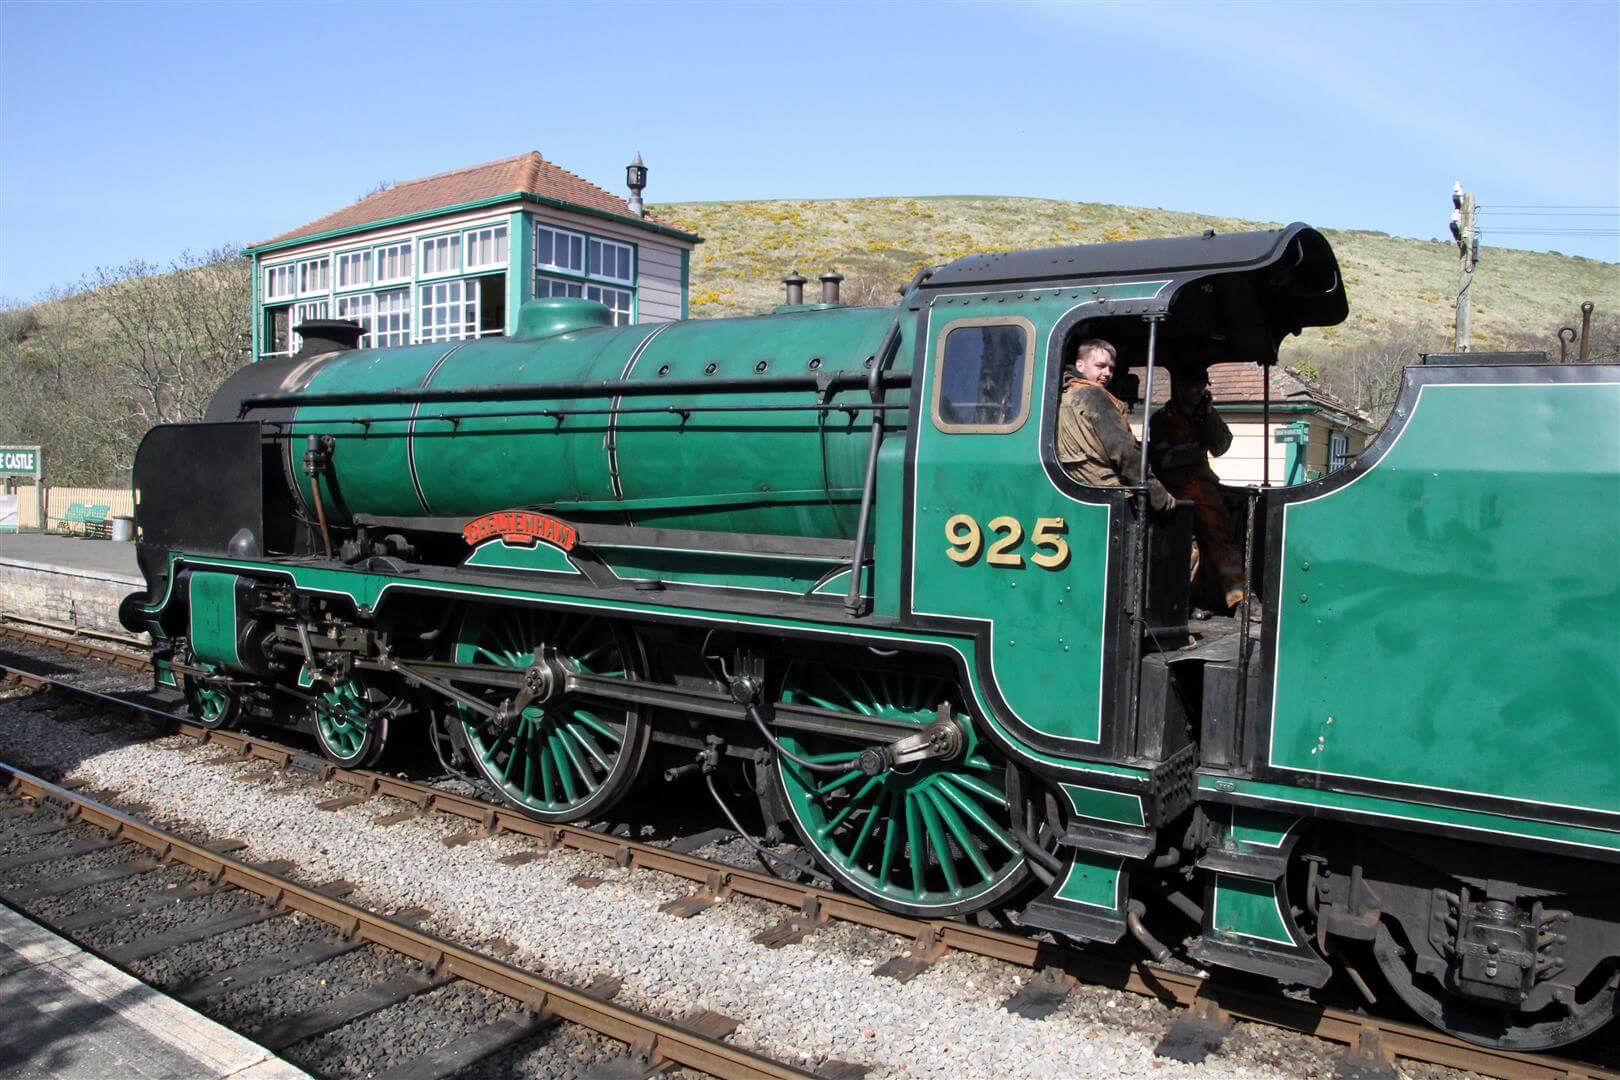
[945,514,1069,570]
[1030,517,1070,569]
[986,516,1024,567]
[944,513,982,563]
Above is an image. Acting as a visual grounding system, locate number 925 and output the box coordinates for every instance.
[944,514,1068,569]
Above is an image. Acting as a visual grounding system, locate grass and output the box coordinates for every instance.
[652,195,1618,354]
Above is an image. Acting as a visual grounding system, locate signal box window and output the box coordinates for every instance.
[930,318,1036,434]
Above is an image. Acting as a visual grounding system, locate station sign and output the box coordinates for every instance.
[0,446,41,478]
[1272,422,1310,445]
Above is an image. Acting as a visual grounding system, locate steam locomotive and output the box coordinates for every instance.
[120,224,1619,1051]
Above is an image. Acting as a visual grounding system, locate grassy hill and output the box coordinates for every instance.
[655,196,1617,355]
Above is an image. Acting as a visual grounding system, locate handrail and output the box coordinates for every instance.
[238,369,913,417]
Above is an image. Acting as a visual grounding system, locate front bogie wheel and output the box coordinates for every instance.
[773,660,1030,917]
[452,605,648,823]
[307,672,397,769]
[182,675,239,730]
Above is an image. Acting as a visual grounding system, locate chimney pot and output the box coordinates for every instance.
[782,271,807,306]
[818,269,844,305]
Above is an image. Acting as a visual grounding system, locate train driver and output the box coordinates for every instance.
[1149,369,1247,610]
[1056,339,1173,511]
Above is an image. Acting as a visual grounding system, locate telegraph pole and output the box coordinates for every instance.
[1451,182,1478,351]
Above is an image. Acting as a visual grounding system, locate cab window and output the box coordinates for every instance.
[930,317,1036,434]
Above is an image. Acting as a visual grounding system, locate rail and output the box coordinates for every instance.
[0,758,813,1079]
[0,627,1613,1080]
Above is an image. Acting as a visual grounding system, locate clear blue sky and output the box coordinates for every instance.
[1,0,1615,301]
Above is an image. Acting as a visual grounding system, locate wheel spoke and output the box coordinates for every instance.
[877,790,902,888]
[553,728,587,799]
[924,786,994,882]
[818,774,884,837]
[561,720,614,773]
[814,767,867,797]
[843,782,889,867]
[940,770,1009,809]
[936,776,1021,855]
[915,790,961,894]
[904,793,927,899]
[571,709,623,746]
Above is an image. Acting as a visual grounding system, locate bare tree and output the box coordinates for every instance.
[0,247,250,483]
[1305,323,1441,422]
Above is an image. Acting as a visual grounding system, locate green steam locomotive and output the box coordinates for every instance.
[120,224,1619,1051]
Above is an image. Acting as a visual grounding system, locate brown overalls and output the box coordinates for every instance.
[1056,378,1173,510]
[1148,401,1246,608]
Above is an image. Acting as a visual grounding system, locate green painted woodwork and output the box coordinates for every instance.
[507,210,529,333]
[283,305,903,539]
[1210,873,1292,945]
[679,249,690,319]
[1198,776,1620,854]
[251,253,261,361]
[187,572,241,671]
[1060,783,1145,828]
[455,605,636,818]
[464,539,581,574]
[1270,381,1620,818]
[910,301,1118,746]
[1051,852,1125,912]
[775,662,1026,911]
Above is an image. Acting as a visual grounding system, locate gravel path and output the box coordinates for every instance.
[0,688,1380,1079]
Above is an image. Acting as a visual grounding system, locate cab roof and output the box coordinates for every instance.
[923,223,1349,362]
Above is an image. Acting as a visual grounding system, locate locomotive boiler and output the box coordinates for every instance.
[122,224,1620,1052]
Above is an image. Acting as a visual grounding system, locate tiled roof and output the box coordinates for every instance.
[253,152,688,248]
[1151,363,1373,426]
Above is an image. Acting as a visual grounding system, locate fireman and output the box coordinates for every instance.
[1056,339,1173,510]
[1149,368,1246,610]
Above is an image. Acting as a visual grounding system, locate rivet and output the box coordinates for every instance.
[1299,593,1309,603]
[1301,561,1311,571]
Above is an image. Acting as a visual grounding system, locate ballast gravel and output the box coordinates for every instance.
[1,688,1369,1079]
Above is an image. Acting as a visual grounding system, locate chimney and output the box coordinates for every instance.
[782,272,807,306]
[294,318,365,358]
[818,269,844,305]
[626,152,648,218]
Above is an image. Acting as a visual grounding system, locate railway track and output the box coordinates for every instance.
[0,760,817,1079]
[2,619,1615,1080]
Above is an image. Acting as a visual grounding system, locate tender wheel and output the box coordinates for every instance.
[1373,921,1618,1051]
[309,675,395,768]
[452,605,648,823]
[773,660,1030,917]
[182,675,239,730]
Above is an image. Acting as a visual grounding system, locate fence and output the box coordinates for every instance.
[9,486,136,531]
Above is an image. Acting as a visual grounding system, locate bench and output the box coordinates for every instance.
[58,503,112,539]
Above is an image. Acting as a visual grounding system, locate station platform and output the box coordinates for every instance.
[0,901,305,1078]
[0,534,143,637]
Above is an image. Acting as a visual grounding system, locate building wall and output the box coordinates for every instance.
[1131,408,1373,486]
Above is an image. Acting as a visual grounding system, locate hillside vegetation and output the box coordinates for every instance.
[2,197,1614,486]
[655,195,1617,355]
